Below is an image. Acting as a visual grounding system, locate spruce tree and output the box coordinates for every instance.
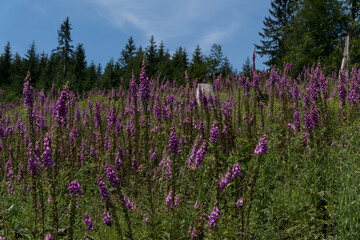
[0,42,12,87]
[256,0,297,67]
[120,36,136,69]
[206,44,224,76]
[25,41,40,87]
[189,44,207,80]
[55,17,74,82]
[146,35,158,77]
[172,47,188,84]
[71,43,87,92]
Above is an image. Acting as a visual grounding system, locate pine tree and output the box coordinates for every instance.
[0,42,12,87]
[10,53,25,98]
[85,61,98,91]
[256,0,297,67]
[172,47,188,84]
[25,41,40,87]
[120,36,136,69]
[71,43,87,92]
[55,17,74,82]
[206,44,224,76]
[189,44,207,80]
[241,57,252,77]
[156,41,171,77]
[146,35,158,77]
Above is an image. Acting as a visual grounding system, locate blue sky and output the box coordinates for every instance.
[0,0,271,71]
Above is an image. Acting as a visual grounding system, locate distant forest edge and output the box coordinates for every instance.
[0,0,359,100]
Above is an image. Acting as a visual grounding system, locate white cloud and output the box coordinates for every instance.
[89,0,241,48]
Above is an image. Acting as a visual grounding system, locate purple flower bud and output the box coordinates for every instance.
[232,163,241,179]
[166,190,173,208]
[174,195,179,207]
[209,121,219,143]
[68,181,82,195]
[94,101,102,129]
[165,157,172,179]
[56,87,68,125]
[195,143,207,168]
[236,198,244,208]
[28,149,39,176]
[124,196,135,211]
[254,135,268,155]
[103,211,112,226]
[105,164,119,188]
[168,127,179,155]
[23,75,34,109]
[84,212,94,231]
[219,171,231,191]
[139,62,150,104]
[208,202,219,232]
[97,175,110,200]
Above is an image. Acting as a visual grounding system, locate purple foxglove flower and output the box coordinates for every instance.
[94,101,102,129]
[209,121,219,143]
[166,190,173,208]
[69,125,78,146]
[168,127,179,155]
[28,149,39,176]
[302,130,309,146]
[219,171,231,192]
[154,98,161,122]
[105,164,119,188]
[288,123,296,135]
[195,143,207,168]
[68,181,82,195]
[104,135,111,150]
[194,201,199,210]
[304,110,314,132]
[236,198,244,208]
[45,233,52,240]
[139,61,150,104]
[8,182,13,196]
[103,211,112,226]
[254,135,268,155]
[84,212,94,231]
[7,170,13,179]
[310,104,320,126]
[293,103,300,129]
[174,195,179,207]
[165,157,172,180]
[129,74,138,102]
[259,101,264,110]
[107,107,116,131]
[208,202,219,232]
[150,151,157,161]
[124,196,135,211]
[232,163,241,179]
[5,160,12,169]
[23,75,34,109]
[87,99,93,112]
[56,87,68,125]
[97,175,110,200]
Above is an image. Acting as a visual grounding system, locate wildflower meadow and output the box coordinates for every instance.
[1,60,360,239]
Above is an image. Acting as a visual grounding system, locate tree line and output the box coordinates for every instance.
[256,0,360,74]
[0,17,233,100]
